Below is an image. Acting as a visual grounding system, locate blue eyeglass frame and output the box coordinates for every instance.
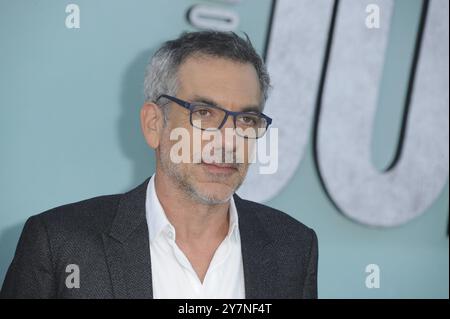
[156,94,272,138]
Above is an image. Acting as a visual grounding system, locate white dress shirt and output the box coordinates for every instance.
[145,175,245,299]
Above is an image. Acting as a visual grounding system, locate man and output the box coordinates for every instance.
[1,31,318,299]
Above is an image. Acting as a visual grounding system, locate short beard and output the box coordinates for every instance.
[158,143,240,206]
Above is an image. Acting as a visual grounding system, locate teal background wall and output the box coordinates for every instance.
[0,0,448,298]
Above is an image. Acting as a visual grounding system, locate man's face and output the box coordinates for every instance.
[158,55,261,204]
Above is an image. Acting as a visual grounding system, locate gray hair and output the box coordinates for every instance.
[143,31,271,110]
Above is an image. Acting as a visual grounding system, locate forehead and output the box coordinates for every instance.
[176,55,261,110]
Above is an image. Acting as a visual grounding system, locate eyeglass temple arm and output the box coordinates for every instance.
[158,94,191,110]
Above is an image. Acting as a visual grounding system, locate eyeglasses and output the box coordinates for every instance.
[156,94,272,139]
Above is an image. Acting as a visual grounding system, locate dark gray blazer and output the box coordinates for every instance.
[1,178,318,299]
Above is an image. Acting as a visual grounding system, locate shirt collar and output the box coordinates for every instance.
[227,193,239,240]
[145,174,239,244]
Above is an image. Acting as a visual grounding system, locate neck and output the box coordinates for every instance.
[154,171,230,244]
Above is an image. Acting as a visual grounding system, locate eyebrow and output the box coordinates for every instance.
[190,94,262,113]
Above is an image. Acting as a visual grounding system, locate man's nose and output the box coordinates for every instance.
[219,115,237,152]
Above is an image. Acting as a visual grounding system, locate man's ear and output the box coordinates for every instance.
[140,102,164,149]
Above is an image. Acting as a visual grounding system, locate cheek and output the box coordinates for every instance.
[238,163,250,177]
[161,121,193,152]
[170,109,192,128]
[235,140,255,163]
[170,118,198,157]
[159,127,173,152]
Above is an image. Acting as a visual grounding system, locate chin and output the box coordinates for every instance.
[195,184,234,204]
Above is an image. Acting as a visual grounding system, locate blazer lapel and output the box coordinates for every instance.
[234,194,279,299]
[102,178,153,299]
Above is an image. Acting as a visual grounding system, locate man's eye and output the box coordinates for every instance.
[239,116,257,125]
[195,108,211,117]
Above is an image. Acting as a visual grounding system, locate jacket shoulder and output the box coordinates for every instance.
[31,194,122,237]
[235,195,316,242]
